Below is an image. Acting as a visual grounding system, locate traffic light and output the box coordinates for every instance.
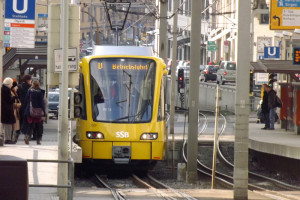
[178,68,185,93]
[268,73,277,88]
[249,71,254,96]
[70,90,83,119]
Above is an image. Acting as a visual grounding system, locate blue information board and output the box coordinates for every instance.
[277,0,300,7]
[5,0,36,20]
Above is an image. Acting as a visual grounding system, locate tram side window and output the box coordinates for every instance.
[157,80,164,122]
[79,73,87,120]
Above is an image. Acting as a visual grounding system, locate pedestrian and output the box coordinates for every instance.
[261,84,270,129]
[11,81,21,144]
[17,75,32,138]
[22,80,46,145]
[265,84,277,130]
[218,57,224,65]
[1,77,16,145]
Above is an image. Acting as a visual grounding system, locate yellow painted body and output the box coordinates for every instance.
[76,54,167,162]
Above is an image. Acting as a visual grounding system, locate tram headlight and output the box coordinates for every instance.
[140,133,158,140]
[86,132,104,139]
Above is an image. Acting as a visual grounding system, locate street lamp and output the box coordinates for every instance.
[283,31,293,60]
[104,0,131,46]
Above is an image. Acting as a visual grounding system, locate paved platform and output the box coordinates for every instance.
[0,119,300,199]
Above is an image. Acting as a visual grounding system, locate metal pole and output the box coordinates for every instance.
[170,0,178,171]
[67,158,74,200]
[186,0,201,184]
[234,0,250,199]
[0,0,3,146]
[58,0,69,199]
[211,84,220,188]
[116,27,119,46]
[82,10,100,45]
[159,0,168,63]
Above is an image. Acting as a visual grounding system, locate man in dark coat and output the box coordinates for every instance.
[1,77,16,145]
[17,75,32,136]
[265,85,277,130]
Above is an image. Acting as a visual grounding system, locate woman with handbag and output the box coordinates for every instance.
[22,80,46,145]
[11,81,21,144]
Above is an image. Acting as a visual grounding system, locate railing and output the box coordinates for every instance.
[27,158,74,200]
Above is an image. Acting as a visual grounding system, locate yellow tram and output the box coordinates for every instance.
[75,46,167,166]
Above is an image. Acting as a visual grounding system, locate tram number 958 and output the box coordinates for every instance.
[116,131,129,138]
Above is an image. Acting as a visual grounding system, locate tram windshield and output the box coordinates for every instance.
[90,58,156,123]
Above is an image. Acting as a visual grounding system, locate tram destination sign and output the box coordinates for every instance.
[54,48,78,72]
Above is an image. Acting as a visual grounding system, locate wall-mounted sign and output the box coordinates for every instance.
[4,0,36,48]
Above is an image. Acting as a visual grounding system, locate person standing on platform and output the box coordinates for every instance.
[1,78,16,145]
[265,85,277,130]
[22,80,46,145]
[11,81,21,144]
[261,84,270,129]
[17,75,32,137]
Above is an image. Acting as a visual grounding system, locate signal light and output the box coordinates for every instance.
[249,71,254,96]
[177,68,185,93]
[223,71,227,75]
[70,90,83,119]
[268,73,277,88]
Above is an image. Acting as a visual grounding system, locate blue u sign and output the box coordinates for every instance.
[264,47,280,59]
[5,0,36,20]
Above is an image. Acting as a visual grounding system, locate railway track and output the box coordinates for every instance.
[94,174,127,200]
[183,110,300,193]
[132,174,197,200]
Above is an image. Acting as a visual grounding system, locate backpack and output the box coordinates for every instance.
[275,95,282,108]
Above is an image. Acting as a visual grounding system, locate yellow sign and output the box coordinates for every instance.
[270,0,300,30]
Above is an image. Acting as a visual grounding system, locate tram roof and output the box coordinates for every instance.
[91,46,154,57]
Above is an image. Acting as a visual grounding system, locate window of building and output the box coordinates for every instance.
[260,3,269,24]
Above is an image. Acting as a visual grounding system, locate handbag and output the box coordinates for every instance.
[29,93,44,118]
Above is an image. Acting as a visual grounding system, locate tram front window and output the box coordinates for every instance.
[90,58,156,123]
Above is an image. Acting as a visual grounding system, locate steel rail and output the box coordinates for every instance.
[94,174,126,200]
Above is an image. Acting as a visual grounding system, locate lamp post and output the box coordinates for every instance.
[104,1,131,46]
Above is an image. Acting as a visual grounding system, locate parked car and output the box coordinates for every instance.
[199,65,205,72]
[216,61,236,85]
[200,65,219,82]
[48,91,59,118]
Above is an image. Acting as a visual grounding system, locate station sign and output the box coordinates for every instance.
[270,0,300,30]
[293,47,300,65]
[4,0,36,48]
[54,48,78,72]
[264,47,280,60]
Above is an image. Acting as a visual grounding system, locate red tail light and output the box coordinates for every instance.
[223,71,227,75]
[205,71,209,74]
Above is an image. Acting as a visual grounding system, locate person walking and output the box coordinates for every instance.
[261,84,270,129]
[22,80,46,145]
[11,81,21,143]
[265,85,277,130]
[1,78,16,145]
[17,75,32,137]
